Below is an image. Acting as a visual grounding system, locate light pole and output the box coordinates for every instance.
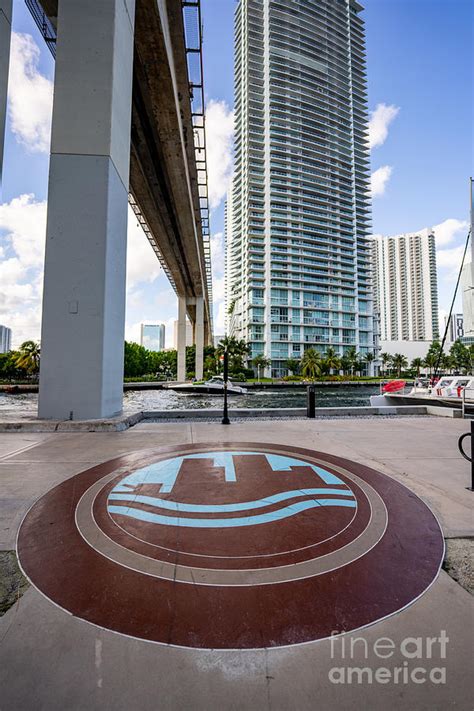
[222,347,230,425]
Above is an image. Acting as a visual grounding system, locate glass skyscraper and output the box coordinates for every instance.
[226,0,374,376]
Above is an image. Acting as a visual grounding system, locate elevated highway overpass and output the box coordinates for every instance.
[0,0,213,418]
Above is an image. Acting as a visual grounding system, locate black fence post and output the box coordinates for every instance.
[457,419,474,491]
[222,349,230,425]
[307,384,316,419]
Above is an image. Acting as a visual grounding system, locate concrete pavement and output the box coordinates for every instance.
[0,416,473,709]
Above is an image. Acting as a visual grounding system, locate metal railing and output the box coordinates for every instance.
[25,0,56,57]
[182,0,214,332]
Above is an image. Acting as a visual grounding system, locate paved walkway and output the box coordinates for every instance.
[0,417,473,710]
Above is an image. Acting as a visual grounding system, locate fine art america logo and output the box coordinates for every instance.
[329,631,449,685]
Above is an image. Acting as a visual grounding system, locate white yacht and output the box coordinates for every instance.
[167,376,247,395]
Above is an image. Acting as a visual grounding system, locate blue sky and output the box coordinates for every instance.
[0,0,472,347]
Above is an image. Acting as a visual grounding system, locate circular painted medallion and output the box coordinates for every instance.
[17,443,444,649]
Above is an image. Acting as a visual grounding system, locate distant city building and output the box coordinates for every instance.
[0,325,12,353]
[372,229,439,342]
[444,313,464,343]
[225,0,375,378]
[173,319,193,349]
[213,335,225,348]
[140,323,165,351]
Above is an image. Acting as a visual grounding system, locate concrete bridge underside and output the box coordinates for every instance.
[1,0,212,419]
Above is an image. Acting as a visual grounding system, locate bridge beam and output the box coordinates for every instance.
[177,296,187,382]
[195,296,204,380]
[39,0,135,420]
[0,0,12,194]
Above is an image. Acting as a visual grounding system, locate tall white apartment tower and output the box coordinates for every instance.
[0,325,12,353]
[372,229,439,342]
[225,0,374,376]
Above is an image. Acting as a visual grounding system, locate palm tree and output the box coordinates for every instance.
[301,348,322,380]
[13,341,40,377]
[411,357,423,377]
[324,347,341,375]
[216,336,250,371]
[284,358,301,376]
[380,352,392,377]
[345,346,360,376]
[364,351,375,376]
[252,354,271,380]
[204,354,219,377]
[439,353,453,374]
[423,352,437,378]
[392,353,408,377]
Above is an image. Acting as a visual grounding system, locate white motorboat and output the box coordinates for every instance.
[167,375,248,395]
[370,376,474,408]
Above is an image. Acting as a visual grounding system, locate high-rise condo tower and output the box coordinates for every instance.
[226,0,374,376]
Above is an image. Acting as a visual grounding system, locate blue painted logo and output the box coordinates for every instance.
[108,451,356,528]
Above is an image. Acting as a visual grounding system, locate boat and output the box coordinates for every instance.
[167,375,248,395]
[370,376,474,409]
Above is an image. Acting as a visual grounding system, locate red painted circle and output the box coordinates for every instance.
[93,455,370,570]
[17,443,444,649]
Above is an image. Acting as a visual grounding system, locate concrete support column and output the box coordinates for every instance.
[38,0,135,420]
[0,0,12,193]
[177,295,187,381]
[195,296,204,380]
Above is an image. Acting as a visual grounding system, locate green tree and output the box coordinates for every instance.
[323,347,341,375]
[411,357,423,377]
[345,346,360,376]
[0,352,25,381]
[123,341,148,378]
[450,340,471,373]
[204,354,219,377]
[380,352,392,377]
[392,353,408,377]
[252,354,271,379]
[423,352,438,378]
[284,357,301,376]
[216,336,250,372]
[13,341,40,376]
[301,348,322,380]
[363,351,375,376]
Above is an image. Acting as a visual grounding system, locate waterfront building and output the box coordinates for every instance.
[444,313,464,344]
[0,324,11,353]
[225,0,375,377]
[372,229,439,342]
[173,319,193,349]
[140,323,165,352]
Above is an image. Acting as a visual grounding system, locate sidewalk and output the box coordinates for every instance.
[0,417,473,710]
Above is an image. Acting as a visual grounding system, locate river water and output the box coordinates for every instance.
[0,385,380,415]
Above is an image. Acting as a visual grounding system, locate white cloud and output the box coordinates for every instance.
[368,103,400,150]
[0,195,168,347]
[213,276,225,302]
[0,193,47,268]
[436,244,466,267]
[432,218,469,247]
[214,301,226,333]
[126,207,162,289]
[205,100,234,210]
[370,165,393,197]
[211,231,225,275]
[0,194,47,345]
[8,33,53,153]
